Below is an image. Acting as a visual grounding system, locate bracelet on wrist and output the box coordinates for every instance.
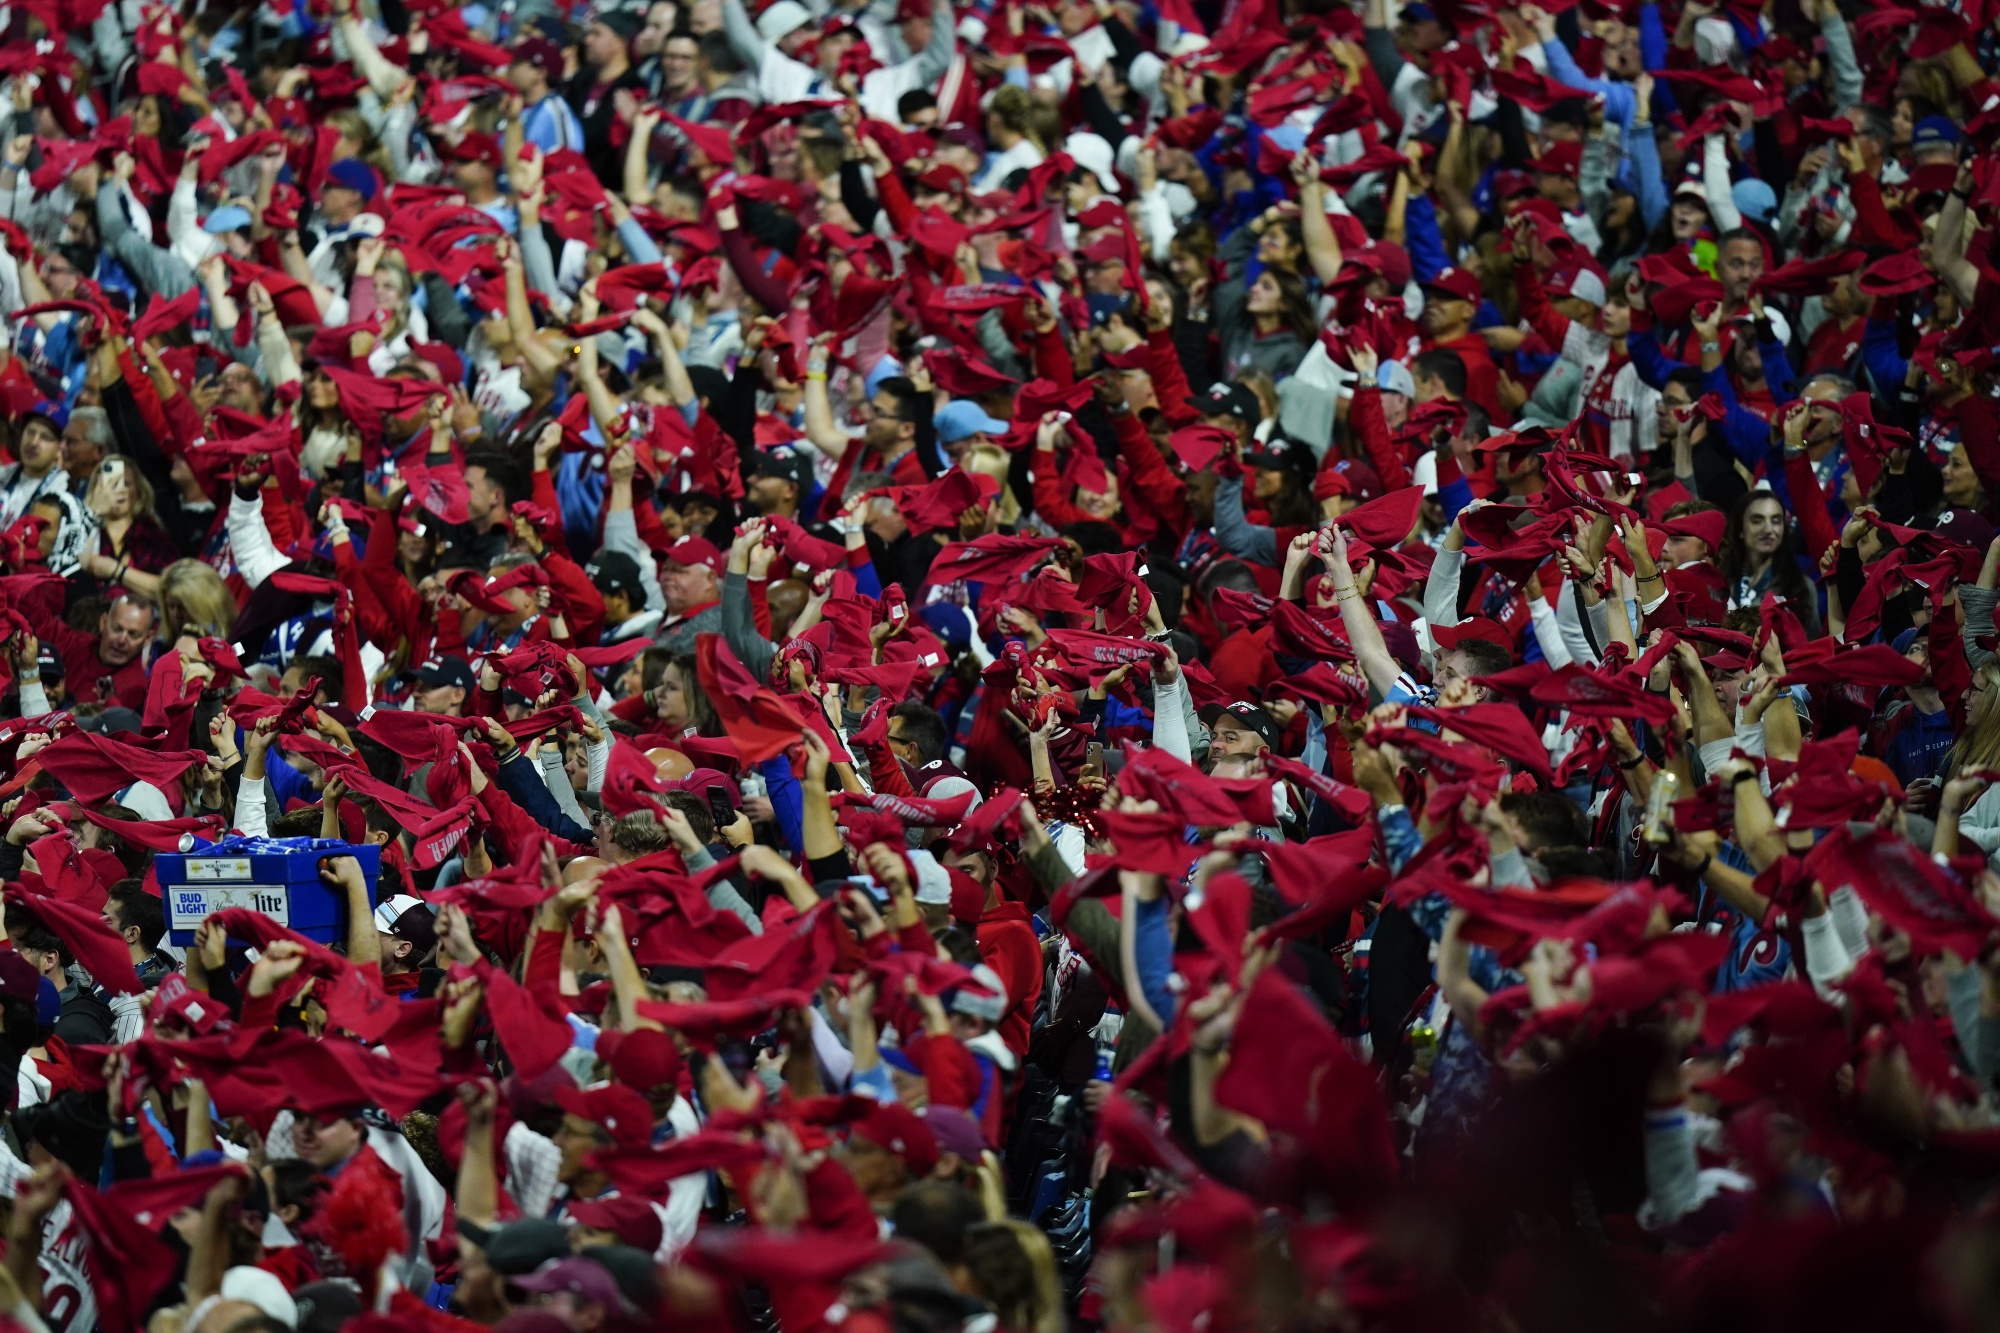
[1616,753,1645,770]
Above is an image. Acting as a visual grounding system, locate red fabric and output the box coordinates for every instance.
[976,901,1042,1061]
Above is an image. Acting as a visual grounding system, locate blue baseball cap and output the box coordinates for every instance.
[1912,115,1961,150]
[934,400,1009,444]
[1732,178,1777,224]
[324,158,379,202]
[202,205,252,234]
[864,355,904,400]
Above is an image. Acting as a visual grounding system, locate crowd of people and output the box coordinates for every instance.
[0,0,1998,1327]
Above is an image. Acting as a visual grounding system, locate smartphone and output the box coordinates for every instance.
[1084,741,1106,779]
[705,782,734,830]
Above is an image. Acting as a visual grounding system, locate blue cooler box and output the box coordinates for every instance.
[154,837,381,947]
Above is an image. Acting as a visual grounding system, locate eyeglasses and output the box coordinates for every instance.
[860,402,909,423]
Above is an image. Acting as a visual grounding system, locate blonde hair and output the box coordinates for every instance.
[964,1221,1063,1333]
[961,444,1020,526]
[159,560,237,640]
[1952,660,2000,774]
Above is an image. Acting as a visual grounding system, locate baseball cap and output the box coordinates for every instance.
[447,132,503,168]
[1928,504,1995,551]
[324,158,379,202]
[0,949,38,1004]
[513,1256,631,1313]
[906,848,952,905]
[1186,381,1261,422]
[913,163,967,196]
[511,36,564,81]
[756,0,813,41]
[1430,615,1511,651]
[948,963,1008,1023]
[565,1196,665,1255]
[1410,449,1440,497]
[202,205,252,234]
[150,972,226,1034]
[1078,234,1126,267]
[553,1083,655,1149]
[1912,114,1962,150]
[1422,267,1482,305]
[660,535,724,574]
[595,1025,683,1095]
[292,1281,366,1333]
[1242,435,1310,472]
[586,550,647,603]
[851,1101,940,1177]
[1660,510,1726,555]
[220,1268,297,1328]
[752,445,814,495]
[1198,701,1279,747]
[1065,132,1121,195]
[1376,360,1416,398]
[1327,456,1381,501]
[414,655,476,692]
[1546,265,1607,307]
[1672,177,1709,203]
[1732,177,1778,223]
[372,894,437,956]
[1527,141,1582,179]
[591,9,643,40]
[461,1218,571,1276]
[934,400,1009,444]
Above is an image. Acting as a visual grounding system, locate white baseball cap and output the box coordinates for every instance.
[757,0,812,42]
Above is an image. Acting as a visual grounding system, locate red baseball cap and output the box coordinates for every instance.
[660,535,724,574]
[1661,510,1727,555]
[850,1101,939,1177]
[566,1195,665,1254]
[1431,616,1511,652]
[1528,141,1583,179]
[554,1083,655,1149]
[596,1026,683,1094]
[1422,266,1482,305]
[913,163,967,196]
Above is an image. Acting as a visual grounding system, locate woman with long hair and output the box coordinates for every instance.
[1221,268,1315,382]
[1719,490,1821,635]
[962,1221,1064,1333]
[296,362,365,482]
[649,653,721,736]
[80,460,177,597]
[351,241,428,376]
[158,561,239,641]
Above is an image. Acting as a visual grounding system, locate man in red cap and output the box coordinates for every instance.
[646,534,722,655]
[596,1027,702,1254]
[1417,268,1504,422]
[840,1101,940,1210]
[550,1083,656,1220]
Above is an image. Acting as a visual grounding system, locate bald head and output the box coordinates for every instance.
[767,578,809,640]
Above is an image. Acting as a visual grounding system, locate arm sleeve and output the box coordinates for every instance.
[1539,38,1635,128]
[493,752,595,843]
[1211,473,1278,565]
[1402,195,1450,285]
[1628,123,1668,233]
[1821,6,1863,112]
[1640,1107,1703,1228]
[1423,546,1464,628]
[721,571,778,683]
[98,185,195,298]
[720,0,770,68]
[235,774,268,838]
[1361,25,1408,89]
[1701,135,1742,234]
[1151,676,1191,761]
[600,508,666,613]
[225,491,289,589]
